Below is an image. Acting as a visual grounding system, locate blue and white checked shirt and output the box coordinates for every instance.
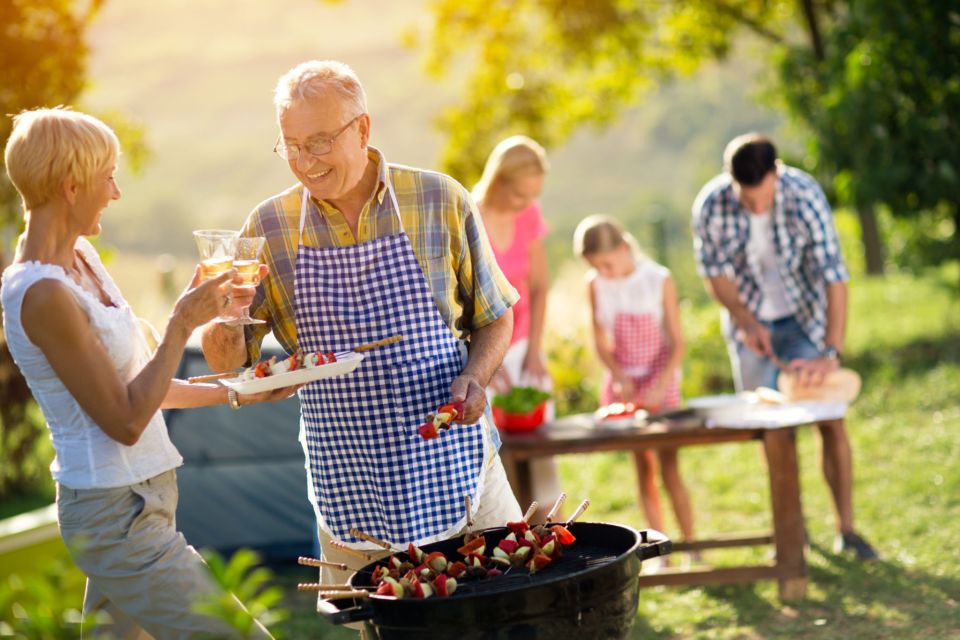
[692,165,849,350]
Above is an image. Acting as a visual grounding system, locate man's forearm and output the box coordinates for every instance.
[462,309,513,387]
[706,276,755,328]
[824,281,848,352]
[199,322,248,372]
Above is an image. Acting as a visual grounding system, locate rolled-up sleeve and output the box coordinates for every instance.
[692,190,731,279]
[801,181,849,284]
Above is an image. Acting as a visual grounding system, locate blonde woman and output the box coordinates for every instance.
[1,107,293,638]
[474,135,559,518]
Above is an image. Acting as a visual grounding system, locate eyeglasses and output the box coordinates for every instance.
[273,115,362,161]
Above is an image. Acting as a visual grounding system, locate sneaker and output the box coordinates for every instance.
[835,531,879,561]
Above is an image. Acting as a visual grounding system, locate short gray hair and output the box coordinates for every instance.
[274,60,367,120]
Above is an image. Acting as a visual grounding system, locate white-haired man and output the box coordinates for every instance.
[200,60,523,584]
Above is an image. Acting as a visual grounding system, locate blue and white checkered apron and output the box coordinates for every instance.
[294,185,486,549]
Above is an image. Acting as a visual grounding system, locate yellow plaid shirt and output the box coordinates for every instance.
[240,147,519,363]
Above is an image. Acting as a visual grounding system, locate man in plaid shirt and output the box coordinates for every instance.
[692,133,877,560]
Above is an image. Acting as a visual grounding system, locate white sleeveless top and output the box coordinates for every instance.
[591,258,669,332]
[1,238,182,489]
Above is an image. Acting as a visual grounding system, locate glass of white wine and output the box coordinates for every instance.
[193,229,239,322]
[230,236,266,326]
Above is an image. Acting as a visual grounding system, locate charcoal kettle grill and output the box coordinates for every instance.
[318,522,671,639]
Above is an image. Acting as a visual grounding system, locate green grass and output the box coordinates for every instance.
[3,268,958,638]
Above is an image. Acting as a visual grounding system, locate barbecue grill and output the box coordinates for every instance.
[318,522,672,639]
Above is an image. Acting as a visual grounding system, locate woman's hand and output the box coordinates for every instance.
[642,381,667,412]
[489,366,512,395]
[613,372,635,403]
[169,267,236,333]
[520,349,550,388]
[237,384,302,407]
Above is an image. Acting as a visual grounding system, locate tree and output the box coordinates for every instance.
[421,0,954,274]
[0,0,145,499]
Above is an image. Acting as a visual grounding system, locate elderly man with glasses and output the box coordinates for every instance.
[200,60,523,587]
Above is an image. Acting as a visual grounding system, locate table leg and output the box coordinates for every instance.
[763,428,808,600]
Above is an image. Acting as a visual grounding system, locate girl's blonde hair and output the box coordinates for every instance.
[572,214,643,259]
[472,135,549,204]
[4,107,119,209]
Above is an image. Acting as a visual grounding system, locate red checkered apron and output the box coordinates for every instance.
[600,311,681,410]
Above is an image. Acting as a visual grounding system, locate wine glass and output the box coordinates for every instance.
[193,229,239,322]
[229,236,267,326]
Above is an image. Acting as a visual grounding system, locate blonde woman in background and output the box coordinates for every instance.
[1,107,294,638]
[474,135,559,518]
[574,214,697,565]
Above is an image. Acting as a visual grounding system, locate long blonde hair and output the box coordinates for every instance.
[472,135,549,205]
[572,214,643,259]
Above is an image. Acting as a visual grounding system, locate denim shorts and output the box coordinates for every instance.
[725,315,821,391]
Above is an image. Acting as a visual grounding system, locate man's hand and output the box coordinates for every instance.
[738,320,774,358]
[786,356,839,387]
[449,373,487,423]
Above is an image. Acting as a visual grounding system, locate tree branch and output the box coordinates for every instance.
[708,1,785,45]
[799,0,825,60]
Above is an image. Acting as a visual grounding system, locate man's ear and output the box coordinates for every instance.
[357,113,371,148]
[61,174,79,206]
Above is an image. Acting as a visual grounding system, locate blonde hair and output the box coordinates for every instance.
[573,214,643,259]
[472,135,549,204]
[274,60,367,120]
[4,107,119,209]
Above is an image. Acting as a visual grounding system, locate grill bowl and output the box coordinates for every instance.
[320,522,671,639]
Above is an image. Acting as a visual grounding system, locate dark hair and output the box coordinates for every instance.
[723,134,777,187]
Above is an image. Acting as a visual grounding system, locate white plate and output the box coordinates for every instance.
[686,393,757,421]
[593,408,648,429]
[219,352,365,394]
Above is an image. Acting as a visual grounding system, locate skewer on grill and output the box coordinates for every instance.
[329,541,374,561]
[297,556,349,571]
[297,583,376,591]
[297,584,370,599]
[349,528,394,551]
[564,499,590,527]
[463,495,481,543]
[544,492,567,524]
[521,501,539,523]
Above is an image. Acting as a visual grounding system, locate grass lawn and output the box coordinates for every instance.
[3,269,958,638]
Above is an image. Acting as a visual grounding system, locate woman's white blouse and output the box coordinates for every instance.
[1,238,182,489]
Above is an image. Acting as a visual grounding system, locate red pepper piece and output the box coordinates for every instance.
[550,524,577,546]
[325,351,336,363]
[506,520,530,535]
[457,536,486,557]
[437,401,464,422]
[445,560,467,578]
[527,553,553,574]
[418,423,439,440]
[498,539,519,554]
[253,360,272,378]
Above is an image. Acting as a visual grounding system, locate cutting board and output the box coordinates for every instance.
[777,367,862,403]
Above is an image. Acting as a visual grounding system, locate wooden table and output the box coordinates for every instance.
[498,412,810,600]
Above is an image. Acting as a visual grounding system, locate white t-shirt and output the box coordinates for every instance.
[746,212,793,321]
[1,238,183,489]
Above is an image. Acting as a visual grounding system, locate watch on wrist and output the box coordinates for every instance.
[822,346,841,361]
[227,387,241,410]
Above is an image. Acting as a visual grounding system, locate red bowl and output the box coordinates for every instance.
[491,402,547,433]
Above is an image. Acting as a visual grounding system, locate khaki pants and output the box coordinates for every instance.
[315,453,522,587]
[57,470,272,640]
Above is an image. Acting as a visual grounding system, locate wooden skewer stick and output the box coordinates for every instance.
[544,492,567,524]
[329,541,374,562]
[351,335,403,353]
[187,370,241,384]
[522,501,539,523]
[298,585,370,599]
[297,583,375,591]
[349,528,394,551]
[297,556,349,571]
[463,495,480,543]
[564,499,590,527]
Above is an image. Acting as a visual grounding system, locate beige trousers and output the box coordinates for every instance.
[57,470,272,640]
[315,452,522,587]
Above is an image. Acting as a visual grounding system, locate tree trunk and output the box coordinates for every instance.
[856,203,885,275]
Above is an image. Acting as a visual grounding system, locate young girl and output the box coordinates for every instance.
[573,214,696,558]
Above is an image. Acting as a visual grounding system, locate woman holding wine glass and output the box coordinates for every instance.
[1,107,291,638]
